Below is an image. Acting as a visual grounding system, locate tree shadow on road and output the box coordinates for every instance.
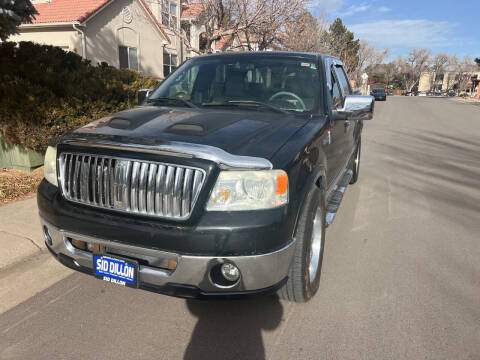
[184,295,283,360]
[371,129,480,228]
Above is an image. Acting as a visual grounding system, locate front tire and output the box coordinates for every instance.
[349,137,361,184]
[278,184,326,302]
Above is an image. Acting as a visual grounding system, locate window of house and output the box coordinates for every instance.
[199,33,208,51]
[170,2,177,29]
[163,51,178,77]
[161,0,177,29]
[119,46,138,70]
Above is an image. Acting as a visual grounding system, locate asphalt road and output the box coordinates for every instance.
[1,97,480,360]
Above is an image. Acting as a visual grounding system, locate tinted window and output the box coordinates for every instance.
[119,46,138,70]
[335,65,351,96]
[151,56,320,112]
[119,46,128,69]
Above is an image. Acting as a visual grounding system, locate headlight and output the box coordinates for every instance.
[206,170,288,211]
[44,146,58,187]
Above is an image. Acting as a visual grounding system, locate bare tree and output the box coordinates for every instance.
[429,53,448,91]
[178,0,305,54]
[353,40,390,85]
[396,48,430,92]
[280,9,328,52]
[246,0,306,50]
[450,56,477,94]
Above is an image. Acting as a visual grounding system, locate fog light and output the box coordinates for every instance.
[221,263,240,282]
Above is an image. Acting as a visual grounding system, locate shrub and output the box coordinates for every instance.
[0,41,160,152]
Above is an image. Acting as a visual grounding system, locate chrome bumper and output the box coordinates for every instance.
[40,218,295,293]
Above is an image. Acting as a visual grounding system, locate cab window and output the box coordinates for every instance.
[330,70,343,109]
[334,65,351,96]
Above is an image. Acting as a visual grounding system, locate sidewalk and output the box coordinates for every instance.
[0,196,73,314]
[0,197,44,270]
[451,96,480,104]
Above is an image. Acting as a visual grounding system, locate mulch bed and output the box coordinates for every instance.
[0,167,43,205]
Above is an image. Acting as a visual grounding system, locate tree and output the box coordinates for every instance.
[429,53,448,91]
[246,0,306,51]
[0,0,37,41]
[324,18,360,74]
[280,9,328,52]
[395,48,430,92]
[366,62,398,88]
[475,57,480,68]
[450,56,476,94]
[353,40,390,85]
[177,0,306,54]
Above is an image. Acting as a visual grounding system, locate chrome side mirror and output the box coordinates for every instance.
[333,95,374,121]
[138,88,153,104]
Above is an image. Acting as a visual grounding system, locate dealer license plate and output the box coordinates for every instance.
[93,254,138,288]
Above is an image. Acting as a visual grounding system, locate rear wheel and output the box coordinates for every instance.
[349,137,361,184]
[278,184,325,302]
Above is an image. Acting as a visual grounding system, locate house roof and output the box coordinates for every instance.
[215,34,232,50]
[181,2,204,19]
[30,0,112,23]
[28,0,170,42]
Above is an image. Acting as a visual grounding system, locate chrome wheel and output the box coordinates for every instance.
[354,145,360,174]
[308,208,323,284]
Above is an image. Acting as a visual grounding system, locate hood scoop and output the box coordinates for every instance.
[166,123,205,135]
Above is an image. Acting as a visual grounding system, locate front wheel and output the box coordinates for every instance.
[349,137,361,184]
[278,185,326,302]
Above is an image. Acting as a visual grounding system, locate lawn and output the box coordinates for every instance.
[0,167,43,205]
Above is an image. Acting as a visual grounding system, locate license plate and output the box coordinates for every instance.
[93,254,138,288]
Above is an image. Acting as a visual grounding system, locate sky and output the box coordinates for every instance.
[308,0,480,60]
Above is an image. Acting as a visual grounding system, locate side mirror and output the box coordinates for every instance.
[333,95,374,121]
[138,88,153,104]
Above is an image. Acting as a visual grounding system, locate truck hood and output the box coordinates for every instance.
[62,106,311,160]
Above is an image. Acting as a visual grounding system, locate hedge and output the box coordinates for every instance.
[0,41,160,152]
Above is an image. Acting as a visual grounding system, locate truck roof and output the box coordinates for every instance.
[195,51,335,62]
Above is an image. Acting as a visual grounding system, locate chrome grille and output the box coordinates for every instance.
[58,153,205,219]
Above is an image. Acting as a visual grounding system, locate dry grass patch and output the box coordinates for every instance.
[0,167,43,205]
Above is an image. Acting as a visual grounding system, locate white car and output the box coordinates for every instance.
[418,92,427,96]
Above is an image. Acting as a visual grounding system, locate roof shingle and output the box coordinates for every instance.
[30,0,111,23]
[27,0,170,43]
[181,2,204,19]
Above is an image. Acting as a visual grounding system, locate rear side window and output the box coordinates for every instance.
[334,65,351,96]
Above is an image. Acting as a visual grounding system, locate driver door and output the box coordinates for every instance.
[324,62,348,188]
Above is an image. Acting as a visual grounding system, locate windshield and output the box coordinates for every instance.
[373,88,385,93]
[149,56,320,113]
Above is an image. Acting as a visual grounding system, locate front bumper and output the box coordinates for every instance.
[41,217,294,297]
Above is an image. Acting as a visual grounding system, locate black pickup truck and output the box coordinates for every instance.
[39,52,374,302]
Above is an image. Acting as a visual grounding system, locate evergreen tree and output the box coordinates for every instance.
[0,0,37,41]
[325,18,360,74]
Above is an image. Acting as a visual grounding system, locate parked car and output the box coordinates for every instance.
[418,92,427,96]
[370,88,387,101]
[447,91,456,97]
[38,52,374,302]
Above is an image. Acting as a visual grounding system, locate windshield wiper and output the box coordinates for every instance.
[201,100,287,114]
[147,97,197,109]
